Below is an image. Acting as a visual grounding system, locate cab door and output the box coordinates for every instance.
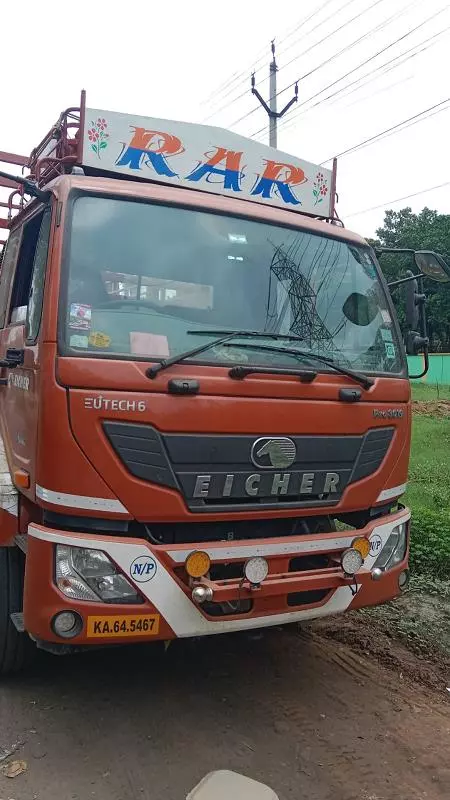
[0,205,52,493]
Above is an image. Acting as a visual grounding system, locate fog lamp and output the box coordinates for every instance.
[185,550,211,579]
[352,536,371,559]
[341,548,363,576]
[51,610,82,639]
[398,569,410,590]
[244,556,269,585]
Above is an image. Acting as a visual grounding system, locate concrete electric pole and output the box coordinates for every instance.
[251,41,298,148]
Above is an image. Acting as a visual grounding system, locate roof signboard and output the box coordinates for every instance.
[82,108,333,218]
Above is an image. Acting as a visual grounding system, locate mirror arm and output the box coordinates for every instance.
[409,344,429,379]
[375,248,415,256]
[408,275,430,378]
[387,272,425,289]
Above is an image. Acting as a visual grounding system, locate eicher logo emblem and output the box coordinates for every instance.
[130,555,157,583]
[251,437,297,469]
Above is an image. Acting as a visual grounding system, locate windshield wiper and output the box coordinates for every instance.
[147,329,374,389]
[188,330,374,389]
[146,331,255,378]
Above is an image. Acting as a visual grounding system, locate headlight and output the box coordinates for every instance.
[56,545,143,604]
[373,523,408,571]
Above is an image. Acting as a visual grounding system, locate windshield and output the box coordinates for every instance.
[62,195,403,375]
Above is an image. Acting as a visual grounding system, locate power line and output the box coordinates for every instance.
[320,96,450,162]
[200,0,338,119]
[202,0,372,124]
[273,4,447,105]
[229,0,395,129]
[250,6,448,139]
[274,0,388,82]
[345,181,450,218]
[270,23,450,139]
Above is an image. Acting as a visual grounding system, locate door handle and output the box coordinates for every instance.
[0,348,25,368]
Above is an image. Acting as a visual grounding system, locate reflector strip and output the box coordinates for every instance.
[36,485,128,514]
[376,483,407,502]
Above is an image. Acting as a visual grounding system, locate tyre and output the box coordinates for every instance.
[0,546,35,675]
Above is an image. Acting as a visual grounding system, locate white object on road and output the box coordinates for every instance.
[187,770,279,799]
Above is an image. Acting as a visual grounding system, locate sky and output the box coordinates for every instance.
[1,0,449,239]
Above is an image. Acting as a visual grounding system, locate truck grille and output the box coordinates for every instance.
[103,423,394,513]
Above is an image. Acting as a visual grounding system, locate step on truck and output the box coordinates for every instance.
[0,92,449,673]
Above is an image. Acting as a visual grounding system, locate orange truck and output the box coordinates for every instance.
[0,92,448,673]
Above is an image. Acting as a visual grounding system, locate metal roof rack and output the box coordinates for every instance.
[0,91,85,239]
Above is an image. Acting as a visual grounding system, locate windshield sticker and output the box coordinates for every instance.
[380,309,392,324]
[380,328,394,342]
[228,234,247,244]
[70,334,89,349]
[384,341,396,359]
[130,332,169,356]
[70,303,92,330]
[89,331,112,349]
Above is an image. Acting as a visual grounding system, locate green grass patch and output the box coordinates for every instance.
[405,415,450,510]
[411,382,450,401]
[405,414,450,580]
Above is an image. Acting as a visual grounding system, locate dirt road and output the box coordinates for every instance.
[0,624,449,800]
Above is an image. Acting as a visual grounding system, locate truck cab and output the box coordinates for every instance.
[0,94,441,673]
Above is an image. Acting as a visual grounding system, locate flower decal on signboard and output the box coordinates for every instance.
[313,172,328,206]
[88,118,109,159]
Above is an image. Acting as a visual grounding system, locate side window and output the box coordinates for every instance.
[26,210,52,342]
[0,228,21,329]
[8,208,51,338]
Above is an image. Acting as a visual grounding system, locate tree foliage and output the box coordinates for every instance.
[370,207,450,352]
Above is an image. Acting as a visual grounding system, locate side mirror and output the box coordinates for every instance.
[405,331,428,356]
[414,251,450,283]
[404,270,424,330]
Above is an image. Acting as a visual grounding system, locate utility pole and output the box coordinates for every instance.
[251,41,298,148]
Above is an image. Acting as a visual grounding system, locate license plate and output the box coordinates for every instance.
[86,614,160,638]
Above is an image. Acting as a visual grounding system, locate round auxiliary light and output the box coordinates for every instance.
[341,548,363,576]
[51,611,82,639]
[185,551,211,579]
[398,569,410,590]
[351,536,371,559]
[244,556,269,585]
[192,585,213,604]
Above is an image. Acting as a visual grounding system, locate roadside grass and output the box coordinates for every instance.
[405,415,450,513]
[356,400,450,662]
[411,382,450,401]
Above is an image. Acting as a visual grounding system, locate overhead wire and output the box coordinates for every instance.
[200,0,338,116]
[249,6,449,139]
[345,181,450,217]
[270,4,447,105]
[319,97,450,162]
[232,0,423,131]
[268,23,450,139]
[201,0,372,123]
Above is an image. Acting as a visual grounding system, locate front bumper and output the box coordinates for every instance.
[23,508,410,646]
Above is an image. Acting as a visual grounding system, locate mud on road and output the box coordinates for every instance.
[1,622,449,800]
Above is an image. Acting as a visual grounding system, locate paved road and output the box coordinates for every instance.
[0,626,448,800]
